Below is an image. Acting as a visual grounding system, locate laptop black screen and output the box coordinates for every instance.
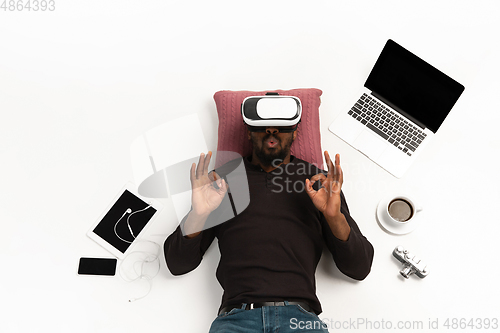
[365,39,464,133]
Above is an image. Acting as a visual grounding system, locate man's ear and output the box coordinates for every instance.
[292,130,297,142]
[247,127,251,140]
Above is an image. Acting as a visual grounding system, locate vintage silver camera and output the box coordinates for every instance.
[393,246,429,279]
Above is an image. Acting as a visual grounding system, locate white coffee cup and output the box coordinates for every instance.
[386,196,422,224]
[377,194,423,235]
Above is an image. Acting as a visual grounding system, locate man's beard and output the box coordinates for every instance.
[252,133,293,168]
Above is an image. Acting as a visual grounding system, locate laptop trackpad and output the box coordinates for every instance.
[353,129,387,158]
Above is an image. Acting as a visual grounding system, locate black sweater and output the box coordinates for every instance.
[164,155,374,315]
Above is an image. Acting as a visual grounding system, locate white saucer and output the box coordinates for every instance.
[376,196,421,235]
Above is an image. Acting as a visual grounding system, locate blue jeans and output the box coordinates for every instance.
[208,301,329,333]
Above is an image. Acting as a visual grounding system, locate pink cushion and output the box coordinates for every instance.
[213,88,323,169]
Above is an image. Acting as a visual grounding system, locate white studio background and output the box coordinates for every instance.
[1,1,499,332]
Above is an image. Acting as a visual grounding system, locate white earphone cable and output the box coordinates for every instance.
[113,204,160,302]
[114,205,152,244]
[118,240,161,302]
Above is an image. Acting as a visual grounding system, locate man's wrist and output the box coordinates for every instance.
[190,210,211,220]
[183,210,210,239]
[325,213,351,241]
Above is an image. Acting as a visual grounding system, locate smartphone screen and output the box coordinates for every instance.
[78,257,117,276]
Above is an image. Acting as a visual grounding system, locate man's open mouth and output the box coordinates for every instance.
[265,137,279,148]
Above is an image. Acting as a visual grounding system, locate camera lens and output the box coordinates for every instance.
[400,265,414,279]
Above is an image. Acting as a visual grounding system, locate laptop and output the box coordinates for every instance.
[329,39,465,178]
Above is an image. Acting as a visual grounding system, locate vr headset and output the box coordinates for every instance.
[241,93,302,133]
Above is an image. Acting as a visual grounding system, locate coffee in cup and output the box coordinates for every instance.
[388,198,414,222]
[377,194,423,234]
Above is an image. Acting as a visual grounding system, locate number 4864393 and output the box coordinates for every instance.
[1,0,56,11]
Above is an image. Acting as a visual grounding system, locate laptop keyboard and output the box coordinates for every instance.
[348,93,427,156]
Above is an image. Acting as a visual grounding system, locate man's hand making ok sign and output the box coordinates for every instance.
[305,151,351,241]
